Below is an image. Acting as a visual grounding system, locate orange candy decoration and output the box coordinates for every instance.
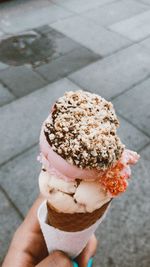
[99,161,129,196]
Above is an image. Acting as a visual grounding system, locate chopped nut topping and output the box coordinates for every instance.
[44,90,124,170]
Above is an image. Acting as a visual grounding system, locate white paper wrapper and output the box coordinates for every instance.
[38,201,110,259]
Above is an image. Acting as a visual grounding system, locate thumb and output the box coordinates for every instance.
[36,251,73,267]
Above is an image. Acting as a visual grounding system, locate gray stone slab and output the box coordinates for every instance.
[94,144,150,267]
[0,62,8,70]
[83,0,148,27]
[35,25,53,35]
[109,10,150,41]
[113,78,150,137]
[138,0,150,5]
[35,27,82,61]
[0,1,72,34]
[0,146,40,216]
[69,44,150,99]
[36,47,100,82]
[117,115,150,151]
[0,0,50,10]
[0,78,82,165]
[51,16,131,56]
[0,31,4,37]
[46,31,81,56]
[0,189,22,263]
[140,36,150,50]
[0,83,15,107]
[52,0,115,13]
[36,27,81,56]
[0,66,47,98]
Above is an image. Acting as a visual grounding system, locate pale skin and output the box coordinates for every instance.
[2,196,97,267]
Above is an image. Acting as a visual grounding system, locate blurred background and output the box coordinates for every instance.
[0,0,150,266]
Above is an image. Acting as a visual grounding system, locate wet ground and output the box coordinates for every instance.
[0,32,55,67]
[0,0,150,267]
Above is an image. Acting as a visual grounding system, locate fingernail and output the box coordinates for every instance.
[71,260,79,267]
[87,257,93,267]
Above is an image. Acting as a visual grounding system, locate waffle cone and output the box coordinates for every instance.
[47,201,111,232]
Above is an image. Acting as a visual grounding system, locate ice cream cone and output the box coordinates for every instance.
[37,90,139,258]
[38,200,111,258]
[46,200,111,232]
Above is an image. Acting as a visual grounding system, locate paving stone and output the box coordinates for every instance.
[52,0,115,13]
[0,189,22,263]
[69,44,150,99]
[0,66,47,97]
[83,0,148,27]
[140,36,150,50]
[46,31,81,56]
[94,144,150,267]
[36,47,100,82]
[0,31,5,38]
[0,146,40,216]
[0,0,50,10]
[0,2,72,34]
[0,83,15,107]
[138,0,150,5]
[0,78,82,165]
[51,16,131,56]
[45,28,66,39]
[53,37,80,55]
[0,62,8,70]
[109,10,150,41]
[117,115,150,151]
[36,26,81,56]
[113,78,150,137]
[35,25,53,35]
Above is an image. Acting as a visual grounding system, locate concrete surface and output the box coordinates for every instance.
[0,0,150,266]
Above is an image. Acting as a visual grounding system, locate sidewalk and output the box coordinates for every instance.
[0,0,150,266]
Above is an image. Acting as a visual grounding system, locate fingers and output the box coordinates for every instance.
[8,196,48,265]
[76,234,97,267]
[36,251,73,267]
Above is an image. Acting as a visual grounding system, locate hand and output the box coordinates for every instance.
[2,196,97,267]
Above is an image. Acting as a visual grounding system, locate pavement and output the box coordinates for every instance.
[0,0,150,266]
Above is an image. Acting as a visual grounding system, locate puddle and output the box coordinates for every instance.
[0,32,55,67]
